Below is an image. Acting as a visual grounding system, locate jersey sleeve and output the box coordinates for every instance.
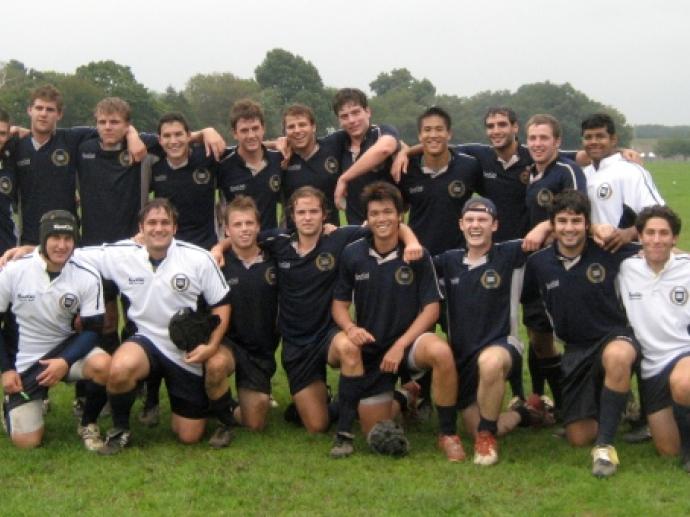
[199,251,230,306]
[415,251,443,306]
[521,256,540,305]
[623,166,665,213]
[66,127,99,148]
[74,245,115,281]
[0,265,14,312]
[77,266,105,319]
[333,247,355,302]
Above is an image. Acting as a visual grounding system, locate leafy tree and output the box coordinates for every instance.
[255,49,323,103]
[370,68,435,105]
[655,138,690,160]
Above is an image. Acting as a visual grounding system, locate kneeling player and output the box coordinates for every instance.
[0,211,110,450]
[523,191,640,477]
[434,197,550,466]
[203,196,279,447]
[618,206,690,472]
[331,182,461,460]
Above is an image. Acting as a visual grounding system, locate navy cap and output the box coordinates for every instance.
[461,196,498,219]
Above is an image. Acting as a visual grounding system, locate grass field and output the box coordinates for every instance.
[2,161,690,516]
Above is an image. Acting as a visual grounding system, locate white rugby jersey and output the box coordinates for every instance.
[76,239,229,375]
[583,152,664,226]
[0,251,104,373]
[618,253,690,378]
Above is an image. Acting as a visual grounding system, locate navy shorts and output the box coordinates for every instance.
[224,338,276,395]
[281,326,340,395]
[130,335,208,419]
[641,351,690,415]
[522,298,553,334]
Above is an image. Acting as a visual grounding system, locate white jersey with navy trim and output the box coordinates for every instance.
[618,253,690,378]
[584,152,665,227]
[76,238,229,375]
[0,251,104,373]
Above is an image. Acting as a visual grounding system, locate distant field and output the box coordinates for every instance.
[1,161,690,516]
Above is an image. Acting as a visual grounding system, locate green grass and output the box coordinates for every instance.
[2,160,690,516]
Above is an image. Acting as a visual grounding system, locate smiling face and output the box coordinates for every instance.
[460,208,497,251]
[419,114,451,157]
[553,209,588,256]
[284,114,317,154]
[527,123,560,169]
[582,126,617,165]
[640,216,677,269]
[140,206,176,256]
[159,121,191,164]
[337,101,371,140]
[43,233,75,270]
[233,117,265,155]
[366,199,401,243]
[225,208,260,251]
[485,113,518,151]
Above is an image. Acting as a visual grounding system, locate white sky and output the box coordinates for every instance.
[4,0,688,125]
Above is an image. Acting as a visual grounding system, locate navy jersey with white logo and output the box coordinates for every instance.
[434,240,526,366]
[0,143,18,254]
[218,147,283,230]
[400,152,481,255]
[525,158,586,229]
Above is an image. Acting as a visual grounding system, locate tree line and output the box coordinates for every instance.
[1,48,633,149]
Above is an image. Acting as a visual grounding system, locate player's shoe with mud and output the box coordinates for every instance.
[330,432,354,459]
[98,428,132,456]
[78,423,104,451]
[473,431,499,466]
[525,393,556,427]
[138,404,160,427]
[591,444,619,478]
[209,425,234,449]
[438,434,465,462]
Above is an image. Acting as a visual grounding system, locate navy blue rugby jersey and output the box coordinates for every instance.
[400,151,481,255]
[259,225,367,347]
[218,146,283,230]
[334,238,441,363]
[0,143,18,254]
[434,240,526,365]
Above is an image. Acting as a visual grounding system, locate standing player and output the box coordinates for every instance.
[75,199,230,454]
[280,104,344,227]
[618,205,690,472]
[398,106,482,256]
[0,108,17,255]
[434,197,548,466]
[522,114,587,414]
[332,88,400,225]
[522,190,640,477]
[203,195,279,447]
[218,100,283,230]
[7,85,145,245]
[331,182,461,460]
[0,210,110,450]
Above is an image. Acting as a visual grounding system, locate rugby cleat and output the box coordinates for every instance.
[591,444,619,478]
[138,404,160,427]
[438,434,466,462]
[78,423,104,452]
[473,431,499,466]
[623,423,652,444]
[330,432,355,459]
[209,425,234,449]
[98,428,131,456]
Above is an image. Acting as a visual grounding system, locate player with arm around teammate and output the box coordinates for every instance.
[0,210,110,450]
[618,206,690,472]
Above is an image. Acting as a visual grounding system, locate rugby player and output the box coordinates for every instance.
[617,205,690,472]
[218,100,283,230]
[522,190,640,477]
[0,210,110,450]
[331,182,461,460]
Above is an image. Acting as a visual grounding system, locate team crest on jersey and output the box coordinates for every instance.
[59,293,79,311]
[265,266,277,285]
[670,286,688,306]
[394,266,414,285]
[315,253,335,272]
[269,174,281,193]
[0,176,12,195]
[537,188,554,207]
[51,149,69,167]
[119,151,132,167]
[447,180,466,198]
[480,269,501,289]
[193,168,211,185]
[171,273,190,292]
[597,183,613,200]
[324,157,339,175]
[519,169,530,185]
[586,263,606,283]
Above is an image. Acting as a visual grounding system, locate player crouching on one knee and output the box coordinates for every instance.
[0,210,110,450]
[618,205,690,473]
[329,181,463,461]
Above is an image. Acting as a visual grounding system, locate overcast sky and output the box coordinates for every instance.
[4,0,687,125]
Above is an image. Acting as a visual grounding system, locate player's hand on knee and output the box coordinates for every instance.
[346,326,375,347]
[380,346,404,373]
[184,343,217,364]
[2,370,23,394]
[37,358,69,387]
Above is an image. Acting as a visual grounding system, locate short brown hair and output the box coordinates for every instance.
[138,198,178,225]
[287,186,328,218]
[229,99,265,130]
[526,114,561,140]
[333,88,368,115]
[361,181,404,216]
[94,97,131,122]
[223,195,260,225]
[30,85,63,112]
[282,104,316,131]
